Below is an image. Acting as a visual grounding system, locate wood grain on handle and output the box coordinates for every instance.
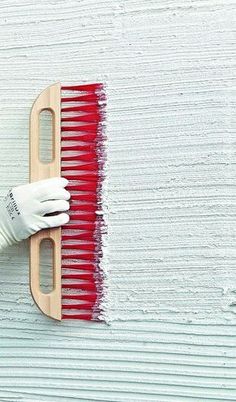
[29,82,62,320]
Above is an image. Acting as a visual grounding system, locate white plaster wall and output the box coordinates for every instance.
[0,0,236,401]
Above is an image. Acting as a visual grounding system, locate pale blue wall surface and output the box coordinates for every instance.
[0,1,236,401]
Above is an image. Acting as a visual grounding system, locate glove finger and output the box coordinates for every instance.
[40,200,70,215]
[38,188,71,202]
[42,213,70,228]
[31,177,68,191]
[11,178,68,202]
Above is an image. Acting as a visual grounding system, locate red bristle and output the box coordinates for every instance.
[61,124,98,133]
[61,134,97,142]
[70,204,96,212]
[61,105,99,113]
[64,173,98,182]
[62,163,98,172]
[62,273,94,281]
[61,94,98,103]
[62,113,100,123]
[62,294,97,301]
[62,152,96,162]
[63,223,96,231]
[62,303,94,310]
[69,213,96,221]
[62,283,96,291]
[62,232,94,241]
[62,83,103,92]
[62,253,95,261]
[62,314,93,320]
[67,183,97,192]
[61,82,105,321]
[64,175,97,182]
[62,264,95,271]
[61,145,96,152]
[71,194,97,202]
[62,244,96,251]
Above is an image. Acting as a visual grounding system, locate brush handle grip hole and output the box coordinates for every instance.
[39,238,54,294]
[39,109,54,164]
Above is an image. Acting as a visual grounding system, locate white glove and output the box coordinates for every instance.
[0,177,70,251]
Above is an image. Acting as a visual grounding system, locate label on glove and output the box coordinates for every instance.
[4,191,21,220]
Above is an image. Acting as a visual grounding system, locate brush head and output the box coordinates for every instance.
[60,83,106,321]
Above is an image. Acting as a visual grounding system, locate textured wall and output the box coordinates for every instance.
[0,0,236,401]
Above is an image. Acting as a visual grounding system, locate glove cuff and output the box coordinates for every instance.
[0,197,19,250]
[0,226,12,251]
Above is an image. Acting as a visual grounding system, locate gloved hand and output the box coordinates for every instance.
[0,177,70,251]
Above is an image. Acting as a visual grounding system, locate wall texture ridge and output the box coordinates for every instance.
[0,0,235,401]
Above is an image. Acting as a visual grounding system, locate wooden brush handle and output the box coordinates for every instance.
[29,82,62,320]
